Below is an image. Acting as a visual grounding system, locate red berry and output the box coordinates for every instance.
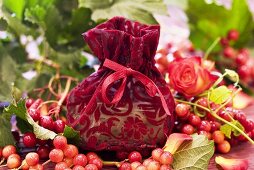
[7,154,21,169]
[217,140,231,153]
[245,120,254,132]
[220,37,229,47]
[25,152,39,166]
[2,145,16,158]
[218,110,233,122]
[223,47,235,59]
[28,109,41,122]
[84,164,98,170]
[239,48,249,56]
[49,149,64,163]
[0,147,2,158]
[39,115,54,130]
[63,144,79,158]
[199,120,211,132]
[199,131,212,140]
[152,148,163,162]
[37,145,50,159]
[143,158,153,167]
[131,161,142,170]
[238,65,251,80]
[181,124,195,135]
[146,160,160,170]
[234,111,247,125]
[29,164,43,170]
[210,121,221,132]
[37,139,47,146]
[188,114,201,127]
[64,157,73,167]
[23,132,37,148]
[119,162,131,170]
[136,164,147,170]
[160,151,173,165]
[54,120,66,133]
[21,160,30,170]
[212,131,225,144]
[55,162,68,170]
[227,29,239,41]
[160,165,172,170]
[53,135,68,150]
[86,152,99,162]
[89,158,103,169]
[73,154,87,167]
[175,104,190,118]
[26,98,35,108]
[128,151,142,163]
[235,54,248,66]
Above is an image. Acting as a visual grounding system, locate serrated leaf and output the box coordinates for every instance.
[209,86,232,104]
[4,99,57,140]
[63,126,80,145]
[172,134,214,170]
[24,5,46,26]
[220,120,244,138]
[79,0,167,24]
[0,115,15,147]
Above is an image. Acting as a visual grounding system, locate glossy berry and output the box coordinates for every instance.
[199,121,211,132]
[37,145,50,159]
[152,148,163,162]
[84,164,98,170]
[119,162,131,170]
[23,132,37,148]
[39,115,54,130]
[136,165,147,170]
[235,54,248,66]
[131,161,142,170]
[143,158,153,166]
[21,160,30,170]
[238,65,251,80]
[175,104,190,118]
[146,160,160,170]
[160,151,173,165]
[220,37,229,47]
[54,120,66,133]
[25,152,39,166]
[199,131,212,140]
[49,149,64,163]
[86,152,99,161]
[181,124,195,135]
[55,162,68,170]
[2,145,16,158]
[26,98,35,108]
[210,121,221,132]
[73,154,87,167]
[53,135,68,150]
[29,164,43,170]
[28,109,40,122]
[64,157,73,167]
[188,114,201,127]
[227,29,239,41]
[128,151,142,163]
[63,144,79,158]
[89,158,103,169]
[217,140,231,153]
[212,131,225,144]
[7,154,21,169]
[223,47,235,59]
[245,120,254,132]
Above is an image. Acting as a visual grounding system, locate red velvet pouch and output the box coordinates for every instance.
[66,17,175,151]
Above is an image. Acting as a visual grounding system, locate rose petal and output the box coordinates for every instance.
[215,156,248,170]
[163,133,192,154]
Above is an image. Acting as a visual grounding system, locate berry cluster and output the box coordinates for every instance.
[220,29,254,85]
[119,149,173,170]
[175,97,254,154]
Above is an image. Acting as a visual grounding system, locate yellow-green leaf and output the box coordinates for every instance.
[209,86,232,104]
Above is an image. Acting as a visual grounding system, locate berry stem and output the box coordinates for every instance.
[42,159,51,166]
[0,158,5,165]
[103,161,121,167]
[0,164,6,168]
[204,37,220,60]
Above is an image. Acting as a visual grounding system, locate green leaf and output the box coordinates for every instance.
[63,126,80,145]
[3,0,26,20]
[220,120,245,138]
[172,134,214,170]
[24,5,46,26]
[4,99,57,140]
[79,0,167,24]
[187,0,253,50]
[209,86,232,104]
[0,114,15,147]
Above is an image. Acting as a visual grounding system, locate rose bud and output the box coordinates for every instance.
[215,156,248,170]
[168,57,218,98]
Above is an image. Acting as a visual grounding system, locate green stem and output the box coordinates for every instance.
[204,37,220,60]
[103,161,121,167]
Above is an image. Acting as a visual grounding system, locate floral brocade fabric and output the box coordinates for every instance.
[66,17,175,151]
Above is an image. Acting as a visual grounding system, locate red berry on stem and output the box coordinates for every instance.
[227,29,239,41]
[210,121,221,132]
[238,65,251,80]
[131,161,142,170]
[199,120,211,132]
[7,154,21,169]
[2,145,16,158]
[146,160,160,170]
[239,48,249,56]
[235,54,248,66]
[53,135,68,150]
[160,151,173,165]
[223,47,235,59]
[152,148,163,162]
[26,98,35,108]
[23,132,37,148]
[37,145,50,159]
[220,37,229,47]
[84,164,98,170]
[25,152,39,166]
[73,154,88,167]
[188,114,201,127]
[39,115,54,130]
[29,164,43,170]
[175,104,190,118]
[63,144,79,158]
[55,162,69,170]
[119,162,132,170]
[181,124,195,135]
[64,157,73,167]
[212,131,225,144]
[217,140,231,153]
[89,158,103,169]
[143,158,153,167]
[86,152,98,162]
[128,151,142,163]
[49,149,64,163]
[136,164,147,170]
[21,160,30,170]
[54,120,66,133]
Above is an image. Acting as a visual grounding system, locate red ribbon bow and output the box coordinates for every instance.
[101,59,172,116]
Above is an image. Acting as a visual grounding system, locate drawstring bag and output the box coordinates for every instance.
[67,16,175,152]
